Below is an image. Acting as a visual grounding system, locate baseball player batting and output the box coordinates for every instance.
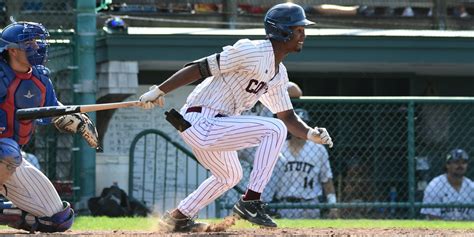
[139,2,333,231]
[0,21,99,232]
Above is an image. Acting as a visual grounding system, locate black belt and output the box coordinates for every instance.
[186,106,226,117]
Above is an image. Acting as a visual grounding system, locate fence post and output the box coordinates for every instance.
[407,101,416,218]
[215,198,223,218]
[74,0,97,212]
[432,0,447,30]
[223,0,237,29]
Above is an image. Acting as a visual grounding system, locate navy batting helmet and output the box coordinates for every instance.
[446,148,469,163]
[0,138,22,168]
[264,3,315,42]
[0,22,49,65]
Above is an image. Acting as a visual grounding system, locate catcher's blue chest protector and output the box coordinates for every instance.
[0,61,50,145]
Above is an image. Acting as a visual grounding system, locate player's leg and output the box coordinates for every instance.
[161,149,242,232]
[181,114,286,227]
[0,159,73,232]
[178,149,242,216]
[181,115,287,192]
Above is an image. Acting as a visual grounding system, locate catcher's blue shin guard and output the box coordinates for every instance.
[0,201,74,233]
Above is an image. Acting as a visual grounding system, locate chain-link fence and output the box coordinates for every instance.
[1,0,76,199]
[0,0,75,29]
[129,129,224,218]
[220,97,474,220]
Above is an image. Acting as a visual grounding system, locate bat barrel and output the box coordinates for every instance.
[15,101,141,121]
[16,106,80,121]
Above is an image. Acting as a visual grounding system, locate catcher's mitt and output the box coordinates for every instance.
[53,113,99,148]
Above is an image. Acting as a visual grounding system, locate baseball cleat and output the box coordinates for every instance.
[232,197,277,228]
[159,212,209,232]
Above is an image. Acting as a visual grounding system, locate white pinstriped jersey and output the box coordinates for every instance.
[185,39,293,115]
[266,141,333,201]
[420,174,474,220]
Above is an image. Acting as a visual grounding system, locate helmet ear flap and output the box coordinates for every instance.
[265,20,293,42]
[276,24,293,42]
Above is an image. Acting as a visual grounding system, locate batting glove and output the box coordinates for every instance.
[307,127,333,148]
[139,85,165,109]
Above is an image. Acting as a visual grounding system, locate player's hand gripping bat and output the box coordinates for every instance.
[16,101,142,120]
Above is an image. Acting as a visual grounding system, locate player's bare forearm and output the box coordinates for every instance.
[323,179,336,195]
[158,64,202,94]
[276,109,310,139]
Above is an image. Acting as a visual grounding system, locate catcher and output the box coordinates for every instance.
[0,21,98,232]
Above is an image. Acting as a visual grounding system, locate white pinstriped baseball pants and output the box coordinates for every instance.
[0,159,63,217]
[177,106,287,217]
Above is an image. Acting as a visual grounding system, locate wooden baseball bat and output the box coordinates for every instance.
[16,101,142,120]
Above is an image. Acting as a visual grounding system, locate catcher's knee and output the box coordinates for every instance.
[42,201,74,232]
[0,201,74,233]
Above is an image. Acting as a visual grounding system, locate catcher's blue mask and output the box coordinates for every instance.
[0,22,49,66]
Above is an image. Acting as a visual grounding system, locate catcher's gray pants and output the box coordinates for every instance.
[177,106,287,217]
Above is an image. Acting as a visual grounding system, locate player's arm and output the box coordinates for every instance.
[420,181,443,219]
[139,53,221,109]
[319,148,338,218]
[277,110,333,147]
[276,109,310,139]
[35,74,59,125]
[322,179,339,218]
[322,179,336,199]
[322,179,337,205]
[138,64,201,109]
[158,63,204,94]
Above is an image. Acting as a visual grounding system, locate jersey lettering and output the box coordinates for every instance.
[284,161,314,174]
[245,79,267,94]
[303,177,314,189]
[441,207,471,215]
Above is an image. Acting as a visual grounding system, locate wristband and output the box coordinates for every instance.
[151,85,165,96]
[306,128,319,140]
[327,193,337,204]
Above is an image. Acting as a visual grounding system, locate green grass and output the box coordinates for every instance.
[73,217,157,230]
[71,217,474,230]
[2,217,474,231]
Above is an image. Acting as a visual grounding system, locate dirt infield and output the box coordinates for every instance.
[2,227,474,236]
[1,216,474,236]
[2,228,474,236]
